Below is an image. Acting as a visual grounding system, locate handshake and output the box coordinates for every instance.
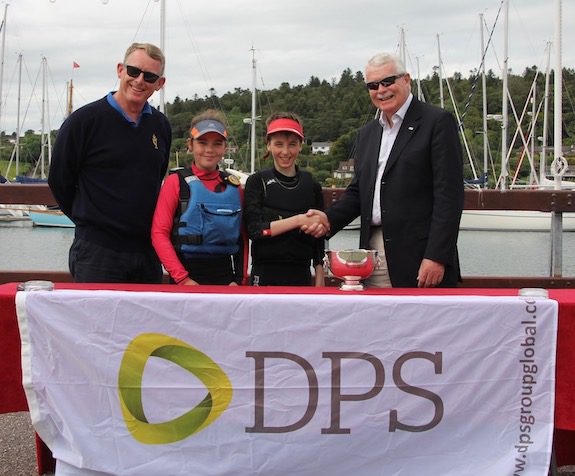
[300,209,331,238]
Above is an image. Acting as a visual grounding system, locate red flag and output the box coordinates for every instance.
[73,61,80,69]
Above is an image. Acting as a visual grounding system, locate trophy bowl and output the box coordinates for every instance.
[324,249,379,291]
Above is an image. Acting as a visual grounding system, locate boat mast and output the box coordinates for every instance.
[0,4,7,136]
[0,4,8,125]
[552,0,563,189]
[66,80,73,117]
[15,53,22,178]
[500,0,509,190]
[443,70,479,181]
[436,34,444,109]
[40,56,46,179]
[480,13,488,187]
[399,28,406,67]
[158,0,165,114]
[250,46,257,174]
[40,56,52,179]
[530,78,536,186]
[539,43,551,186]
[416,56,423,101]
[550,0,564,277]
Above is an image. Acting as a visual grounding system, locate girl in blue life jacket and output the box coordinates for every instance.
[243,112,325,286]
[152,110,247,285]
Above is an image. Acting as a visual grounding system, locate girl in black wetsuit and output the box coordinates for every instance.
[243,112,325,286]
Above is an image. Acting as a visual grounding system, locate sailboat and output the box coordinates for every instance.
[28,209,74,228]
[458,0,574,232]
[460,209,575,231]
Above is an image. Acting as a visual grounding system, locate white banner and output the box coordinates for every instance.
[17,290,557,476]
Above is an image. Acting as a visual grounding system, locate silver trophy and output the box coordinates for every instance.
[324,249,379,291]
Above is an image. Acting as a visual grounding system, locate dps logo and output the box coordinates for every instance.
[118,333,232,444]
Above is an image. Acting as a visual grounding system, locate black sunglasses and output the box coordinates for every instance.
[125,65,161,84]
[366,74,404,90]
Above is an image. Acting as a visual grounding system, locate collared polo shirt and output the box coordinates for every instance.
[106,91,152,127]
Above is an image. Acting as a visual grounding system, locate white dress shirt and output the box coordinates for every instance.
[371,93,413,225]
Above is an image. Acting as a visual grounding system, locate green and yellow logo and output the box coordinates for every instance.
[118,333,232,444]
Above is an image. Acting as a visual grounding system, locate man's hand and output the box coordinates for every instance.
[301,209,330,238]
[417,259,445,288]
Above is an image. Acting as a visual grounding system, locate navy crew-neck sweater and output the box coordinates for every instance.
[48,96,171,252]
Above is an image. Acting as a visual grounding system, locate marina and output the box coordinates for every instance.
[2,207,575,278]
[1,185,575,277]
[1,184,575,290]
[0,2,573,473]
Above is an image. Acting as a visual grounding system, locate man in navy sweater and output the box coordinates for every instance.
[48,43,172,283]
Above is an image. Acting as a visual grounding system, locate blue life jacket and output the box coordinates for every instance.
[173,169,241,256]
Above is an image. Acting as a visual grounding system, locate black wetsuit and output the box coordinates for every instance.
[243,167,324,286]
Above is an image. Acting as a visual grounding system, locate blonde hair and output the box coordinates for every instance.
[190,109,227,131]
[124,43,166,75]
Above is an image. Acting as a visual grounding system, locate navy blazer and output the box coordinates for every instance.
[327,98,464,287]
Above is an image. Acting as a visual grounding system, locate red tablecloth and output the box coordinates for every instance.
[2,282,574,469]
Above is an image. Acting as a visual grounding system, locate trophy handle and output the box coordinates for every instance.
[323,255,330,274]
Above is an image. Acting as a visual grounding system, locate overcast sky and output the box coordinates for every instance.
[1,0,572,134]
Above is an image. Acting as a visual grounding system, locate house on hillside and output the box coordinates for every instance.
[311,141,332,155]
[333,159,354,180]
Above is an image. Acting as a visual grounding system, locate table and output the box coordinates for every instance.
[2,282,574,472]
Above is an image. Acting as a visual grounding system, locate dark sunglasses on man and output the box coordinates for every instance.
[125,65,161,84]
[366,74,405,90]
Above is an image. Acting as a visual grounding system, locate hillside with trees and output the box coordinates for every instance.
[2,66,574,187]
[167,65,575,187]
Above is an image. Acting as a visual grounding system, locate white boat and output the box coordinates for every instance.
[0,204,48,226]
[225,168,251,186]
[28,210,75,228]
[0,205,29,219]
[460,210,575,232]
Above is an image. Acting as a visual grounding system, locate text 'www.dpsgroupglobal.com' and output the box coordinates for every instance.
[514,299,539,474]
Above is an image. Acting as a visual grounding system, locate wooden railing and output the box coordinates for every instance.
[323,187,575,212]
[2,183,575,288]
[3,183,575,213]
[0,183,58,206]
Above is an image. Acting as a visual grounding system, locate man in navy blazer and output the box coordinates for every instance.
[306,52,464,288]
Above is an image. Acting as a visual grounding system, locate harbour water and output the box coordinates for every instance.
[2,224,575,277]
